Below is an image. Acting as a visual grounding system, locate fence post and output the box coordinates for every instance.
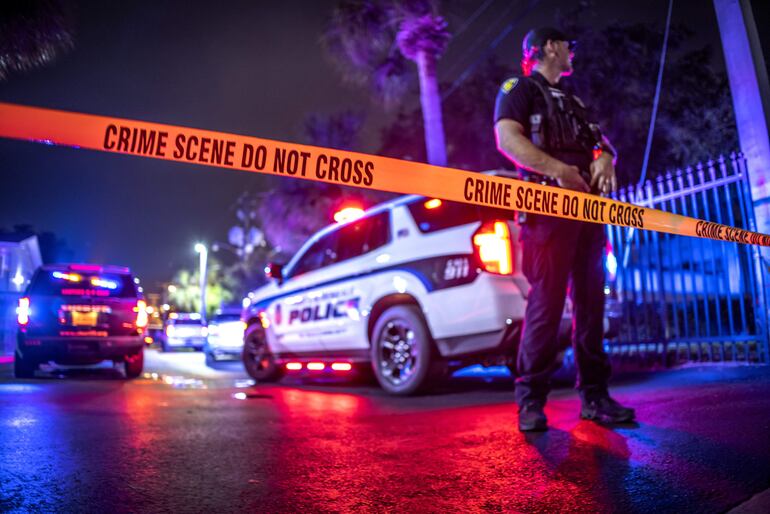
[737,154,770,361]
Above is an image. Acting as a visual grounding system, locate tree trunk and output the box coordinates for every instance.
[416,50,447,166]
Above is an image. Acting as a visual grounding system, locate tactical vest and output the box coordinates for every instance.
[521,74,603,184]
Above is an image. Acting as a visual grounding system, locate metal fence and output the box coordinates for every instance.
[606,153,769,365]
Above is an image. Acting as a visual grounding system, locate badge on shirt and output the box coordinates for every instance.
[500,78,519,94]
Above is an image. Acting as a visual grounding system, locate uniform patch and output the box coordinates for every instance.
[501,77,519,94]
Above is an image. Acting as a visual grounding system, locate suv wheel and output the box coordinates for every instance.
[13,349,36,379]
[242,324,282,382]
[371,305,437,395]
[124,349,144,379]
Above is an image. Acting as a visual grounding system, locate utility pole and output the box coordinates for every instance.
[714,0,770,331]
[195,243,208,323]
[714,0,770,232]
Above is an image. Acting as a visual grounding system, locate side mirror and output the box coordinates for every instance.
[265,262,284,283]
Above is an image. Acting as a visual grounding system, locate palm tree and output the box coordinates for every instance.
[0,1,75,81]
[323,1,450,166]
[168,257,235,316]
[396,13,450,166]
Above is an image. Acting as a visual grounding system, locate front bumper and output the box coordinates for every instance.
[17,333,144,363]
[206,345,243,359]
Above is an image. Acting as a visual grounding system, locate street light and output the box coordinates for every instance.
[195,243,208,323]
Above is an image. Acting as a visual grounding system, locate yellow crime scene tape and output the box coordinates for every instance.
[1,101,768,248]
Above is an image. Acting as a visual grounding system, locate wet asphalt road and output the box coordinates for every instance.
[1,350,769,513]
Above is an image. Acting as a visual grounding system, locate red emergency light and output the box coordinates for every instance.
[333,206,364,224]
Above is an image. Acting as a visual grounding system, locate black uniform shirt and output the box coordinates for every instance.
[494,74,542,138]
[494,71,593,174]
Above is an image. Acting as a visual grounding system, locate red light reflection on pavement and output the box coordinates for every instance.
[261,390,614,512]
[252,387,763,513]
[277,388,362,418]
[3,365,766,512]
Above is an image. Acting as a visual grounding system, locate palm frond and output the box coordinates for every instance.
[0,0,75,81]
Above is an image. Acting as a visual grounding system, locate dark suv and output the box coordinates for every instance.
[15,264,148,379]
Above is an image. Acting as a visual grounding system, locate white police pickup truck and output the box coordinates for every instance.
[242,172,576,395]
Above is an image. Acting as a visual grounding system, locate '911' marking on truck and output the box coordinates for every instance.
[444,258,470,281]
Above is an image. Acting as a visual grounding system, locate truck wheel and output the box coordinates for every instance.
[124,349,144,379]
[371,305,438,395]
[242,324,282,382]
[13,349,36,379]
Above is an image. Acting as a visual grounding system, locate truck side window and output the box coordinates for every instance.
[336,212,390,262]
[290,232,339,278]
[407,199,513,233]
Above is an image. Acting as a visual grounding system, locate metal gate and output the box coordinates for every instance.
[606,153,769,365]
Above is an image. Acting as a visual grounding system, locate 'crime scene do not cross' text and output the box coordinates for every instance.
[102,124,374,187]
[463,175,645,228]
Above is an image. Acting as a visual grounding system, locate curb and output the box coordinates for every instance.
[729,489,770,513]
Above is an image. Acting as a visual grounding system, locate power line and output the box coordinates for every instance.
[442,0,518,80]
[623,0,674,268]
[442,0,540,102]
[638,0,674,185]
[450,0,497,40]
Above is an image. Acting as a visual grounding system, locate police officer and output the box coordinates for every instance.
[494,27,634,431]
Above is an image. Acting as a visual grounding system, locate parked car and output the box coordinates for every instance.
[162,313,207,352]
[14,263,147,379]
[145,308,164,345]
[203,308,246,366]
[241,171,581,395]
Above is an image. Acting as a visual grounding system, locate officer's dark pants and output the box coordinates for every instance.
[515,214,611,407]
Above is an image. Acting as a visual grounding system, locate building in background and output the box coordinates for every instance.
[0,235,42,356]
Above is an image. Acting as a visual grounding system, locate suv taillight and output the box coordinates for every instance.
[472,220,513,275]
[135,300,148,329]
[17,297,30,325]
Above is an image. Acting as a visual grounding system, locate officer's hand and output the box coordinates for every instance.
[590,154,617,195]
[557,164,590,193]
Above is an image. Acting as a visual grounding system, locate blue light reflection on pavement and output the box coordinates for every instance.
[0,383,46,394]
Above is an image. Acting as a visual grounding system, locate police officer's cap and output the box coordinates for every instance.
[522,27,576,55]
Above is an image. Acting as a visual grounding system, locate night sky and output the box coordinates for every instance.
[0,0,729,291]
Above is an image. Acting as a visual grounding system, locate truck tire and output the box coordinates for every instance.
[13,349,36,379]
[371,305,439,395]
[242,324,282,382]
[124,349,144,379]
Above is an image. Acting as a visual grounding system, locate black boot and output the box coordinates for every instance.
[518,402,548,432]
[580,396,635,423]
